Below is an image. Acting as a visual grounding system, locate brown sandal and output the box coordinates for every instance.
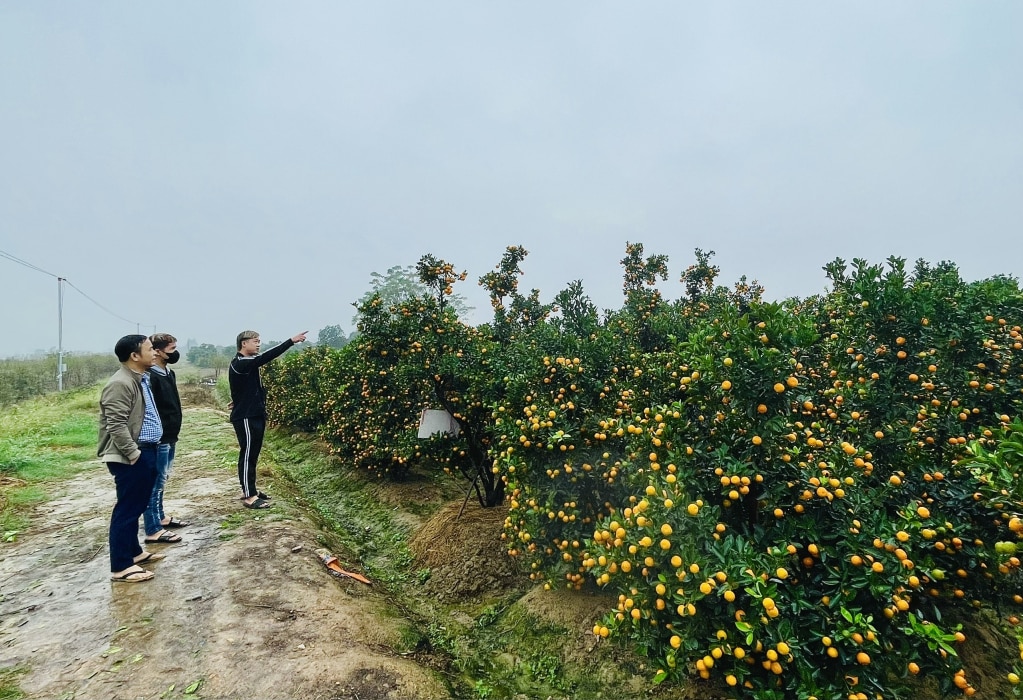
[134,551,166,564]
[111,567,154,583]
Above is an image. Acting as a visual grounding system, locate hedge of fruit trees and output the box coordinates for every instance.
[263,245,1023,700]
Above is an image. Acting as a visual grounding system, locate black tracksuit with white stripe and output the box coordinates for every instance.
[228,339,294,498]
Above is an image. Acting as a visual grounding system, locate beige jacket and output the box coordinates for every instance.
[97,365,145,464]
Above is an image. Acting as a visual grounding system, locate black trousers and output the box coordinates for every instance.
[107,447,158,571]
[233,417,265,499]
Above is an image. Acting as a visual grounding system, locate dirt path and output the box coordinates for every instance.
[0,408,450,700]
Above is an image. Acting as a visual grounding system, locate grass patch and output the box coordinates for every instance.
[39,414,97,449]
[0,665,27,700]
[442,601,581,698]
[0,385,98,438]
[215,511,250,539]
[262,430,420,584]
[0,385,103,533]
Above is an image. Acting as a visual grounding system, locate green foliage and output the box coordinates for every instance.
[267,249,529,506]
[315,324,352,349]
[264,245,1023,699]
[502,256,1022,699]
[185,343,233,369]
[264,345,343,432]
[0,665,27,700]
[353,263,473,327]
[969,422,1023,695]
[0,386,104,533]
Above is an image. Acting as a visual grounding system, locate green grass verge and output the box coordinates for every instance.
[0,666,27,700]
[0,385,103,534]
[262,431,425,584]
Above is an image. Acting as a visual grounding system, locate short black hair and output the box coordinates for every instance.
[114,334,148,362]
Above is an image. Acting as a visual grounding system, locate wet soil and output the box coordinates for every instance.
[0,408,449,700]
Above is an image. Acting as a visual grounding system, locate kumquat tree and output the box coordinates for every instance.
[264,244,1023,699]
[267,247,551,506]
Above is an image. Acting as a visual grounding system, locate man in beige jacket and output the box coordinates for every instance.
[98,334,165,582]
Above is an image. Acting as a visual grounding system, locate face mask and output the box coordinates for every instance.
[165,350,180,364]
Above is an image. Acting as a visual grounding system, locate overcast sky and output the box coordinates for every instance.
[1,2,1020,359]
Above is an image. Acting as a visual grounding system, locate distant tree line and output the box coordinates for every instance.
[0,353,120,406]
[185,325,357,373]
[184,344,234,373]
[0,266,463,404]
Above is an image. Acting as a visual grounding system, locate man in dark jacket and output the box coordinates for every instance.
[229,329,307,509]
[143,332,187,544]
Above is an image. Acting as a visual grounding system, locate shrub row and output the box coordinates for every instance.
[264,248,1023,699]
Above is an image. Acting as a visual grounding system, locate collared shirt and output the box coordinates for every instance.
[139,371,163,444]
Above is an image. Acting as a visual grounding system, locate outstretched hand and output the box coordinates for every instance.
[291,331,309,344]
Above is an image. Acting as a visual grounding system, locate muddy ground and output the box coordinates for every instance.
[0,407,453,700]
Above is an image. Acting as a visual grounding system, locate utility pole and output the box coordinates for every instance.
[57,277,66,391]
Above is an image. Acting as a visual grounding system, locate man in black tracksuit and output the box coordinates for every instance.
[229,329,307,509]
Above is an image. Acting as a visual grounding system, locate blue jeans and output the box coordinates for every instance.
[108,447,158,571]
[143,442,175,536]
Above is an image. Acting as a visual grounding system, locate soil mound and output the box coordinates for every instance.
[409,499,525,602]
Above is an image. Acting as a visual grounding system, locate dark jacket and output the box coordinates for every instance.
[98,365,145,464]
[149,365,182,444]
[228,339,294,422]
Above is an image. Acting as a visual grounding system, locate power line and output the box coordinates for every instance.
[1,247,159,388]
[64,279,151,326]
[0,247,154,327]
[0,248,58,278]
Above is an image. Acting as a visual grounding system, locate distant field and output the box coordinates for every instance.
[0,354,120,406]
[0,352,223,407]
